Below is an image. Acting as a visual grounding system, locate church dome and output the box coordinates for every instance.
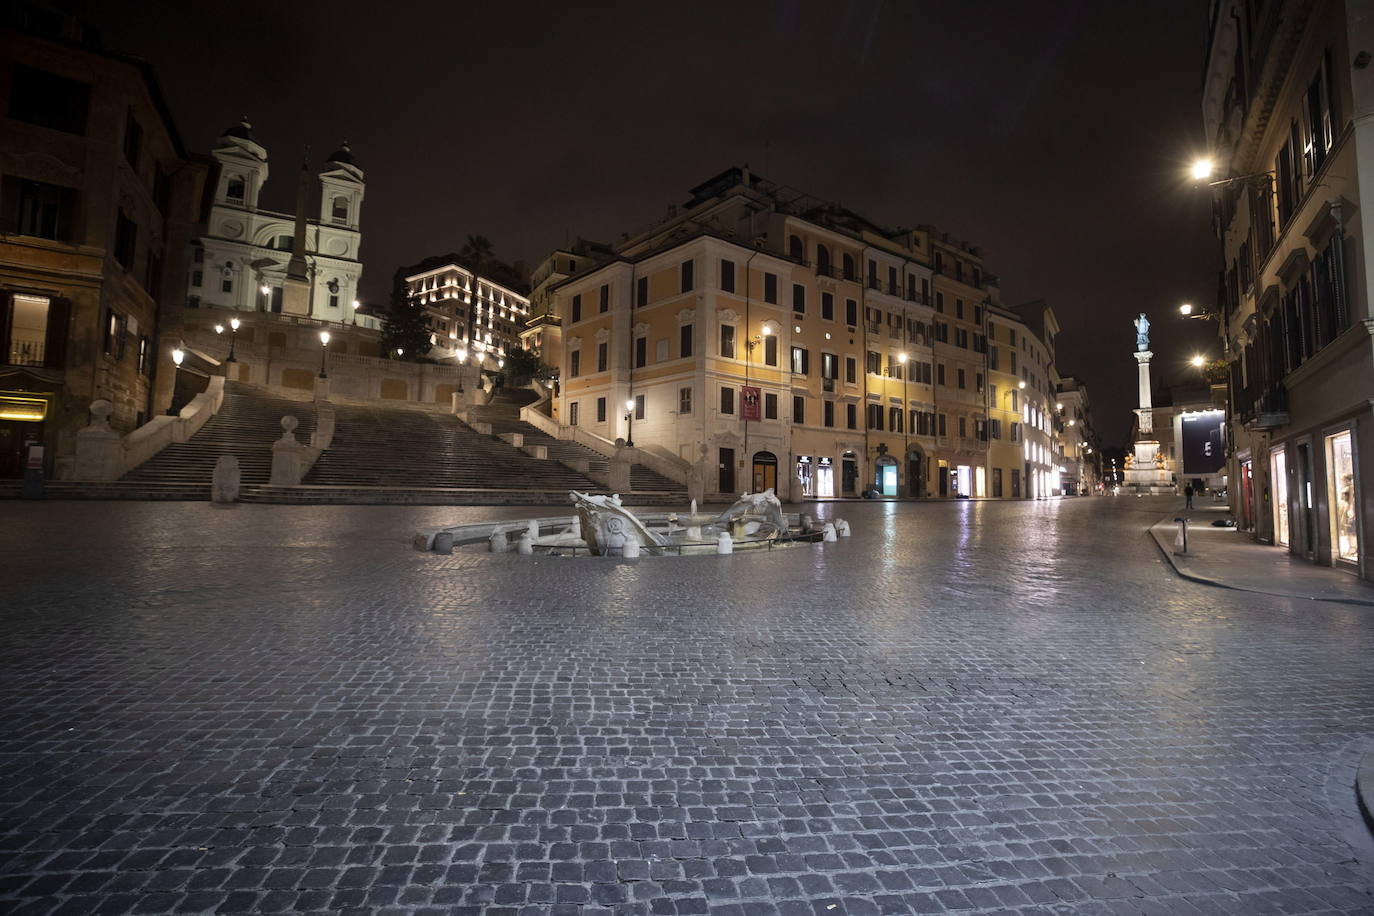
[327,142,355,166]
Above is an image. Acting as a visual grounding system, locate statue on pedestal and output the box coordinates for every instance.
[1133,313,1150,352]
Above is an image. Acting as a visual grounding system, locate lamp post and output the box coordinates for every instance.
[260,284,271,312]
[227,317,239,362]
[168,345,185,414]
[352,299,360,325]
[318,330,330,379]
[624,397,636,447]
[898,351,909,490]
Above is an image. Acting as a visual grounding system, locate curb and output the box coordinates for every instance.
[1147,516,1374,608]
[1359,752,1374,837]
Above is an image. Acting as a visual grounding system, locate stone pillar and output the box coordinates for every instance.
[1134,350,1154,435]
[314,375,331,401]
[270,415,305,486]
[212,454,241,503]
[609,447,632,494]
[73,400,121,481]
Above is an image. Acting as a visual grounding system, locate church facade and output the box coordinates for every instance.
[187,120,369,326]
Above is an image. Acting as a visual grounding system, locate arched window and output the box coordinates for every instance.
[816,244,831,275]
[788,235,804,262]
[226,177,245,201]
[842,253,856,280]
[331,196,349,221]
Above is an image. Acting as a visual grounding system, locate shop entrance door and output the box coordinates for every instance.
[719,447,735,495]
[0,420,43,479]
[751,451,777,494]
[1296,443,1316,559]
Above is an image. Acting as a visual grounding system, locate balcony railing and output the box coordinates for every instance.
[7,338,45,367]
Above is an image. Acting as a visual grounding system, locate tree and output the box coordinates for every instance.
[380,263,432,359]
[502,346,541,382]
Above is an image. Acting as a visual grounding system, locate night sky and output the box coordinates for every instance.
[63,0,1219,447]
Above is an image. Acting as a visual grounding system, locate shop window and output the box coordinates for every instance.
[1327,430,1358,563]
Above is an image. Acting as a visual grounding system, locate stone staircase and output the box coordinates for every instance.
[121,381,316,491]
[466,389,688,498]
[303,401,603,492]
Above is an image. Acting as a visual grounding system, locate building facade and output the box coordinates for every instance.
[1,8,208,478]
[404,262,529,366]
[548,168,1067,501]
[189,121,371,328]
[1202,0,1372,579]
[1055,376,1101,494]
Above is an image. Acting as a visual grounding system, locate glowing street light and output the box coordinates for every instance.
[351,299,360,325]
[318,330,330,379]
[1191,354,1206,368]
[1179,303,1194,316]
[168,345,185,415]
[1190,159,1214,181]
[227,317,240,362]
[624,397,637,447]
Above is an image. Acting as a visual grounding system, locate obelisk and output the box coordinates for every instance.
[281,153,312,317]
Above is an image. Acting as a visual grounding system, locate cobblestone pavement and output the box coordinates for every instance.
[2,496,1372,916]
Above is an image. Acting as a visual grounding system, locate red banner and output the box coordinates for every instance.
[741,385,761,421]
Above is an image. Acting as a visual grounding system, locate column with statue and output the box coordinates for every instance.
[1122,313,1173,494]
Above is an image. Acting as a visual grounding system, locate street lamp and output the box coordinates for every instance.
[168,345,185,414]
[351,299,360,325]
[395,348,404,358]
[227,317,239,362]
[318,330,330,378]
[624,397,636,447]
[1190,158,1214,181]
[1190,354,1206,369]
[456,348,467,364]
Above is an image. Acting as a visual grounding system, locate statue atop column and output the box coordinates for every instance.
[1133,313,1150,352]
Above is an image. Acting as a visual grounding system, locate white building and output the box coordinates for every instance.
[405,263,529,364]
[187,120,375,328]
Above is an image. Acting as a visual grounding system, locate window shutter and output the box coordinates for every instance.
[0,293,12,363]
[43,298,71,369]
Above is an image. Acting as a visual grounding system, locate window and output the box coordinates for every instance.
[993,468,1003,497]
[793,396,805,425]
[569,401,579,425]
[867,404,883,430]
[890,406,903,432]
[887,266,898,293]
[845,356,856,384]
[791,346,809,375]
[681,259,694,292]
[758,392,775,420]
[635,394,646,420]
[846,403,857,429]
[596,397,607,423]
[763,273,777,304]
[821,292,834,321]
[679,387,693,415]
[328,293,338,311]
[866,350,880,375]
[823,400,834,427]
[114,210,137,270]
[976,372,984,393]
[937,363,946,386]
[596,341,608,372]
[332,196,348,222]
[957,368,966,389]
[102,310,126,359]
[1011,422,1021,442]
[789,235,804,261]
[938,414,947,436]
[570,294,582,323]
[720,259,736,293]
[820,352,837,380]
[138,334,149,375]
[636,276,648,307]
[275,235,293,251]
[680,324,693,358]
[842,253,856,280]
[1303,51,1339,180]
[720,324,736,358]
[226,177,245,202]
[8,66,90,135]
[1012,469,1021,497]
[764,334,778,366]
[720,387,735,414]
[792,284,805,314]
[599,283,609,312]
[936,292,944,313]
[845,298,857,326]
[867,258,878,287]
[4,177,77,242]
[123,110,142,167]
[569,350,581,377]
[191,270,203,288]
[634,336,647,368]
[816,245,831,275]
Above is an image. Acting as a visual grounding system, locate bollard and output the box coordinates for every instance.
[433,531,455,555]
[822,523,837,542]
[517,533,534,555]
[716,531,733,555]
[489,529,508,553]
[622,538,640,558]
[835,518,851,537]
[1172,516,1189,555]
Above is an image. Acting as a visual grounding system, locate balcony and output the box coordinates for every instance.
[1240,382,1288,429]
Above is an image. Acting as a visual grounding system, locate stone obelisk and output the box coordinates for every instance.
[281,153,312,317]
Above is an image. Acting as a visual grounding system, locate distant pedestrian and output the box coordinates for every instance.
[1184,483,1194,509]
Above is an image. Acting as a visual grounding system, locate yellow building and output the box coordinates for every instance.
[549,168,1034,501]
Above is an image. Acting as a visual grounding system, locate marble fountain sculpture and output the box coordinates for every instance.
[416,490,850,557]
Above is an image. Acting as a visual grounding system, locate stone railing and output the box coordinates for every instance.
[518,391,689,486]
[72,376,226,481]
